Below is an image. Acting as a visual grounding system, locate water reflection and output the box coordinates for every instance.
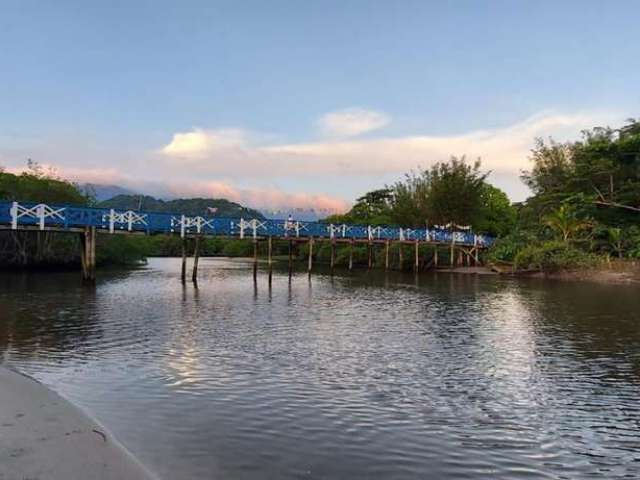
[1,259,639,479]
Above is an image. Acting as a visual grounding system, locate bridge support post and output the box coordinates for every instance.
[80,226,96,284]
[330,240,335,275]
[181,238,187,283]
[367,242,373,269]
[192,235,201,283]
[434,246,439,268]
[253,238,258,281]
[268,236,273,286]
[307,237,313,276]
[288,239,293,277]
[398,243,403,270]
[450,239,455,268]
[385,240,390,271]
[414,240,419,272]
[348,240,353,271]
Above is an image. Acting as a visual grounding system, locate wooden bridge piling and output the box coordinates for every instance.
[367,241,373,269]
[414,240,419,272]
[288,239,293,276]
[80,226,96,284]
[181,238,187,283]
[398,243,404,270]
[192,235,201,283]
[450,242,455,268]
[307,237,314,275]
[348,239,354,271]
[385,240,390,271]
[252,238,258,281]
[330,240,336,274]
[267,236,273,286]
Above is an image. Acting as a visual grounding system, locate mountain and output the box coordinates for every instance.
[98,194,265,219]
[82,183,136,202]
[260,208,338,222]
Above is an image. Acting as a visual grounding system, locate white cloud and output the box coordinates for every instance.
[5,163,349,213]
[318,108,390,138]
[3,110,623,209]
[160,128,248,159]
[158,111,620,201]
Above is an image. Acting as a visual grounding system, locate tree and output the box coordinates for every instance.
[521,119,640,226]
[607,227,624,259]
[419,156,488,227]
[542,205,590,243]
[349,188,393,225]
[475,184,517,236]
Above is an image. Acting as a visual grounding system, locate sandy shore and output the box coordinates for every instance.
[0,366,157,480]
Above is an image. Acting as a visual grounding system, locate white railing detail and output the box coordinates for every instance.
[103,209,148,232]
[238,218,266,239]
[10,202,65,230]
[171,215,214,238]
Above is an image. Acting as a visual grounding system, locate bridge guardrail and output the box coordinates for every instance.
[0,201,494,247]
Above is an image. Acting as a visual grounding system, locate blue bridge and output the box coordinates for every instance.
[1,200,494,282]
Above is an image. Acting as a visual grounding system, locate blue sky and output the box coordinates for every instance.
[1,1,638,210]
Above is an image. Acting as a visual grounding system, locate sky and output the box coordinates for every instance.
[1,1,639,212]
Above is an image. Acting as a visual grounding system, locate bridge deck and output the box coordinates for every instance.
[0,201,494,247]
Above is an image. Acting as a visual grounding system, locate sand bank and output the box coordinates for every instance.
[0,366,156,480]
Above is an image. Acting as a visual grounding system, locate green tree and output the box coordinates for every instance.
[542,205,590,243]
[416,156,487,227]
[475,184,517,236]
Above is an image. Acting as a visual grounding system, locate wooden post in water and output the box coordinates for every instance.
[307,237,313,275]
[268,236,273,286]
[434,246,439,268]
[414,240,419,272]
[385,240,390,271]
[288,239,293,277]
[368,241,373,269]
[192,235,201,283]
[181,238,187,283]
[450,235,455,268]
[80,226,96,284]
[252,238,258,280]
[349,239,354,271]
[330,240,336,274]
[474,235,479,266]
[398,242,404,270]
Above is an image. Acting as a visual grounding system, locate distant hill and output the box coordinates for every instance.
[260,208,339,221]
[82,183,135,202]
[98,194,265,219]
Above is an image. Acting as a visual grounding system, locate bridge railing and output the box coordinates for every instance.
[0,201,494,247]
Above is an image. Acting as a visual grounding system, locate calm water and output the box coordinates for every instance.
[1,258,640,479]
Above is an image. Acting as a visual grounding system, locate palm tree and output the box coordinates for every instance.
[542,205,589,242]
[607,227,624,259]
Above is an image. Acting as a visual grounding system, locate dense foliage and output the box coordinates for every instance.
[489,118,640,270]
[326,156,516,237]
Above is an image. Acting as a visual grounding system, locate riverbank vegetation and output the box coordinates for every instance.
[488,119,640,272]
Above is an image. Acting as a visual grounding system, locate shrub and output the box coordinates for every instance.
[514,241,599,272]
[487,230,538,263]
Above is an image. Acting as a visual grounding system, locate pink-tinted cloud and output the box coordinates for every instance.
[5,163,349,213]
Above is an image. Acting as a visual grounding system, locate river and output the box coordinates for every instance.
[1,257,639,479]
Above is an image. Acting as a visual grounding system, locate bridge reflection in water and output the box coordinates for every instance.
[1,201,493,284]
